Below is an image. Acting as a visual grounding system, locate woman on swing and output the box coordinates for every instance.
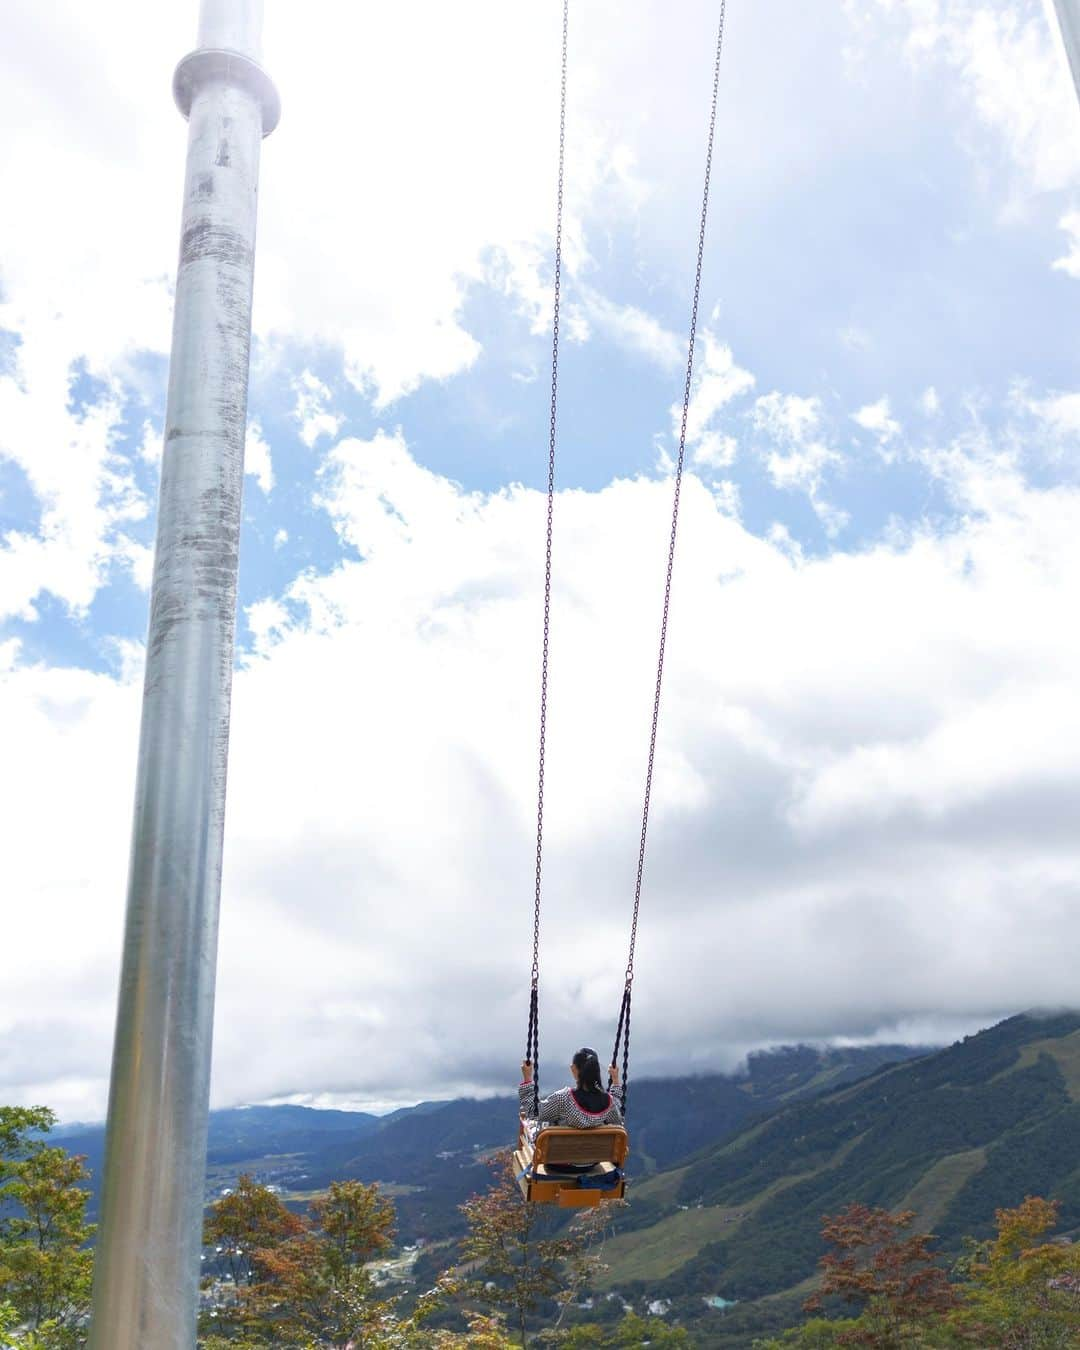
[519,1048,623,1130]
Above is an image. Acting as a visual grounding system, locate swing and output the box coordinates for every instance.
[514,1125,630,1207]
[516,2,729,1209]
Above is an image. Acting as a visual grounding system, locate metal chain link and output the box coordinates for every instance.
[609,985,632,1112]
[527,0,569,1109]
[622,4,728,1000]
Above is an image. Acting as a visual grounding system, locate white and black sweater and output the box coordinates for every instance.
[518,1080,625,1129]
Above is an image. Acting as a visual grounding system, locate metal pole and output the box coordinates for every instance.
[88,3,279,1347]
[1051,0,1080,107]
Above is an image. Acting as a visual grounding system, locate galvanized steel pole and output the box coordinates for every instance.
[1052,0,1080,107]
[88,3,278,1347]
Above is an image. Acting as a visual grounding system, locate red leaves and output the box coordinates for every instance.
[805,1202,958,1342]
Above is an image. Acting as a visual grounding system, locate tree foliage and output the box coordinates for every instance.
[551,1311,693,1345]
[458,1154,618,1347]
[201,1175,403,1347]
[802,1203,958,1345]
[204,1173,306,1288]
[945,1195,1080,1347]
[761,1197,1080,1348]
[0,1107,94,1349]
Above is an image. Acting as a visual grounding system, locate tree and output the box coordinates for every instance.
[0,1106,94,1349]
[947,1196,1080,1347]
[752,1318,865,1349]
[0,1299,59,1350]
[311,1180,395,1277]
[262,1180,395,1346]
[201,1175,307,1341]
[202,1175,400,1348]
[459,1154,620,1347]
[0,1113,55,1160]
[255,1231,393,1346]
[803,1204,958,1348]
[204,1174,306,1287]
[552,1311,693,1345]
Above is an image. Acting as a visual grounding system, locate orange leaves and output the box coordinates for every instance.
[204,1173,306,1288]
[987,1194,1060,1267]
[952,1195,1080,1341]
[201,1173,397,1345]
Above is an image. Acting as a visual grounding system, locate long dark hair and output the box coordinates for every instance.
[572,1047,604,1094]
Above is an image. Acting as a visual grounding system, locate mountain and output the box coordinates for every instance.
[201,1104,381,1163]
[57,1042,922,1241]
[48,1018,1080,1342]
[595,1011,1080,1344]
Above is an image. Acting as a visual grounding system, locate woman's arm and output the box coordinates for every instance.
[607,1063,625,1122]
[519,1061,567,1123]
[518,1060,536,1118]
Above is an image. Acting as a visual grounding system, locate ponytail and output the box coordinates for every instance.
[572,1047,604,1094]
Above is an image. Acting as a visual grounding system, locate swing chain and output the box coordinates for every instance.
[528,2,727,1125]
[525,987,540,1117]
[609,984,632,1115]
[622,1,727,998]
[528,0,569,1109]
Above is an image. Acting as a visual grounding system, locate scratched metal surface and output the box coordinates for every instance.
[87,3,277,1346]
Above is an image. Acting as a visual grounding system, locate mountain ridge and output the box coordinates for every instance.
[55,1041,926,1241]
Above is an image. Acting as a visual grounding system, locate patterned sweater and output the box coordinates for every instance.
[518,1081,625,1129]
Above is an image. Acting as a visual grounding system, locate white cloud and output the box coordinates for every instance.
[245,420,274,495]
[754,392,823,446]
[692,433,738,470]
[250,2,658,406]
[920,386,942,416]
[137,421,162,466]
[0,338,149,622]
[114,537,153,592]
[852,0,1080,200]
[1031,390,1080,432]
[7,0,1080,1120]
[580,290,684,371]
[8,427,1080,1113]
[292,371,343,450]
[752,391,847,534]
[680,332,756,449]
[709,479,741,517]
[245,596,290,659]
[315,429,470,562]
[852,396,901,444]
[0,0,659,623]
[765,439,839,495]
[853,396,901,461]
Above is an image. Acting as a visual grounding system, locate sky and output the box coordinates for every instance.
[3,0,1080,1121]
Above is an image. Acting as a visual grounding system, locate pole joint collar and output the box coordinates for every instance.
[173,48,281,137]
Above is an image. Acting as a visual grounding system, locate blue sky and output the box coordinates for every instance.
[4,0,1080,1118]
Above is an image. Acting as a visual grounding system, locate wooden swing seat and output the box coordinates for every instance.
[514,1124,629,1208]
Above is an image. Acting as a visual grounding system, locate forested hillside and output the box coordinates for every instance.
[595,1012,1080,1342]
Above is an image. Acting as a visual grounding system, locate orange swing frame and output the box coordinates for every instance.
[514,1123,629,1208]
